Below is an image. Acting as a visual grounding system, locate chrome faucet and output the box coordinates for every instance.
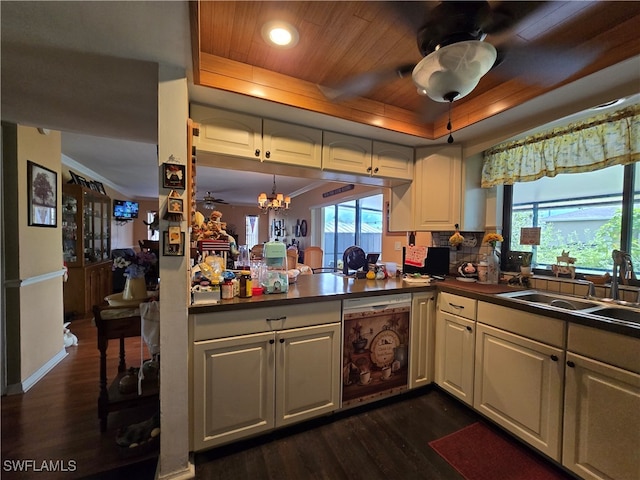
[611,250,635,300]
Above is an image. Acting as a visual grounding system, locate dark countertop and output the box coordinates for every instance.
[189,274,640,338]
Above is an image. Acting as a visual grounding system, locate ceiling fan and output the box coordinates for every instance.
[320,1,599,140]
[199,191,228,209]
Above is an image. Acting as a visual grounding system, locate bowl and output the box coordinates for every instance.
[105,292,145,307]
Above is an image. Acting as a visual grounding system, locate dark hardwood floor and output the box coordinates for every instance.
[2,317,574,480]
[1,316,159,480]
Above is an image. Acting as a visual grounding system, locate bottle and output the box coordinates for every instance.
[478,258,488,283]
[239,271,252,298]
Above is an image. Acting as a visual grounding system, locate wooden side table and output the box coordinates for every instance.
[93,304,159,432]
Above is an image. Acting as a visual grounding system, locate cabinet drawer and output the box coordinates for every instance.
[477,302,565,348]
[568,323,640,374]
[193,301,341,341]
[438,292,477,320]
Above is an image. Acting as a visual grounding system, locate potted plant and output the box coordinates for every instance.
[520,252,533,276]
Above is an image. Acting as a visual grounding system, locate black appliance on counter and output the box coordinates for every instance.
[402,246,450,276]
[342,246,380,277]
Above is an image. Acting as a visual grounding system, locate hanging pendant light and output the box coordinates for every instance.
[257,175,291,214]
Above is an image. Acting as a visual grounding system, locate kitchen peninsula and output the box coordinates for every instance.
[189,273,639,480]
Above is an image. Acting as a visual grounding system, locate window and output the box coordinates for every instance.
[322,194,383,269]
[146,212,159,241]
[505,163,638,274]
[245,215,259,248]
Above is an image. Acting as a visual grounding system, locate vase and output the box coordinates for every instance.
[487,248,500,284]
[122,276,147,300]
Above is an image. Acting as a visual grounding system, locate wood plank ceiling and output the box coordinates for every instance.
[190,1,640,140]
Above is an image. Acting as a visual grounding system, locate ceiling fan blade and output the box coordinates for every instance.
[491,42,603,87]
[319,65,414,102]
[480,1,549,35]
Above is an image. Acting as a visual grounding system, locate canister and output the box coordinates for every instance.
[221,280,234,300]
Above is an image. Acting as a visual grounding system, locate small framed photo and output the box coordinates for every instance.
[163,163,186,189]
[168,197,184,214]
[28,160,57,227]
[168,226,182,244]
[163,230,184,256]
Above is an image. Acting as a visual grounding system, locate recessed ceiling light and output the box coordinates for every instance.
[262,21,299,48]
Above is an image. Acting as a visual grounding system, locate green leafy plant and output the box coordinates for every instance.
[521,252,532,267]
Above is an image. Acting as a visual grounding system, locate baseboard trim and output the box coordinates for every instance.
[156,457,195,480]
[5,348,68,395]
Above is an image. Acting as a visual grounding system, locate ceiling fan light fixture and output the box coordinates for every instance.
[412,40,497,103]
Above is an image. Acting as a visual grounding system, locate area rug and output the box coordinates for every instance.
[429,422,571,480]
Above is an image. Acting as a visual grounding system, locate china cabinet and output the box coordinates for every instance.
[62,183,112,316]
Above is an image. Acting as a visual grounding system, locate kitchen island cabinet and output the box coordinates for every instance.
[562,324,640,480]
[191,301,341,451]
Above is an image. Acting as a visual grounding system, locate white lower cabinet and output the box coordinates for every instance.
[194,323,340,450]
[409,292,436,389]
[562,325,640,480]
[474,323,564,460]
[192,305,341,451]
[435,311,476,405]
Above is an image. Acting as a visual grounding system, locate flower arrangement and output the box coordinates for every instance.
[113,251,158,279]
[449,224,465,248]
[482,232,504,249]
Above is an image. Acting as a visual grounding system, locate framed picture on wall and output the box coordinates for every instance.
[163,163,186,189]
[27,160,57,227]
[163,231,184,256]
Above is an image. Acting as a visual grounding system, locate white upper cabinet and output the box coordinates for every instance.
[262,119,322,168]
[389,145,485,232]
[322,132,413,180]
[191,104,262,160]
[414,145,462,231]
[191,105,322,169]
[372,141,414,180]
[322,131,372,174]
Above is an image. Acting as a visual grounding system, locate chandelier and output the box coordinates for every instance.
[257,175,291,213]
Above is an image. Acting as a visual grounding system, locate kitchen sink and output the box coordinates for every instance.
[497,290,602,311]
[589,307,640,324]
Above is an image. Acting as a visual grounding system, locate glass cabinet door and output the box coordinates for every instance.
[62,184,111,267]
[62,193,79,264]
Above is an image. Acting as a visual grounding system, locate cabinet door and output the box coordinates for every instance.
[263,119,322,168]
[372,141,414,180]
[435,310,475,405]
[474,323,564,460]
[191,104,262,159]
[275,323,341,427]
[322,131,372,175]
[563,352,640,480]
[409,292,436,389]
[193,332,275,450]
[414,145,462,231]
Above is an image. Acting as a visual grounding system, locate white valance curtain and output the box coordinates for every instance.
[481,104,640,188]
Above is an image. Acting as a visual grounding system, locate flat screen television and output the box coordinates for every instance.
[113,200,139,220]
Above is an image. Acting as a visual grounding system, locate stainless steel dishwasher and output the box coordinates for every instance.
[342,293,412,409]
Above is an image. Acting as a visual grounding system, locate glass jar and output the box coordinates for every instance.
[221,280,234,300]
[239,271,252,298]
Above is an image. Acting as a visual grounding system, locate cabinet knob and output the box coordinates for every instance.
[279,338,285,344]
[466,326,472,332]
[567,361,575,368]
[255,149,260,157]
[550,355,559,362]
[265,151,271,159]
[373,167,379,174]
[366,166,372,173]
[269,339,275,344]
